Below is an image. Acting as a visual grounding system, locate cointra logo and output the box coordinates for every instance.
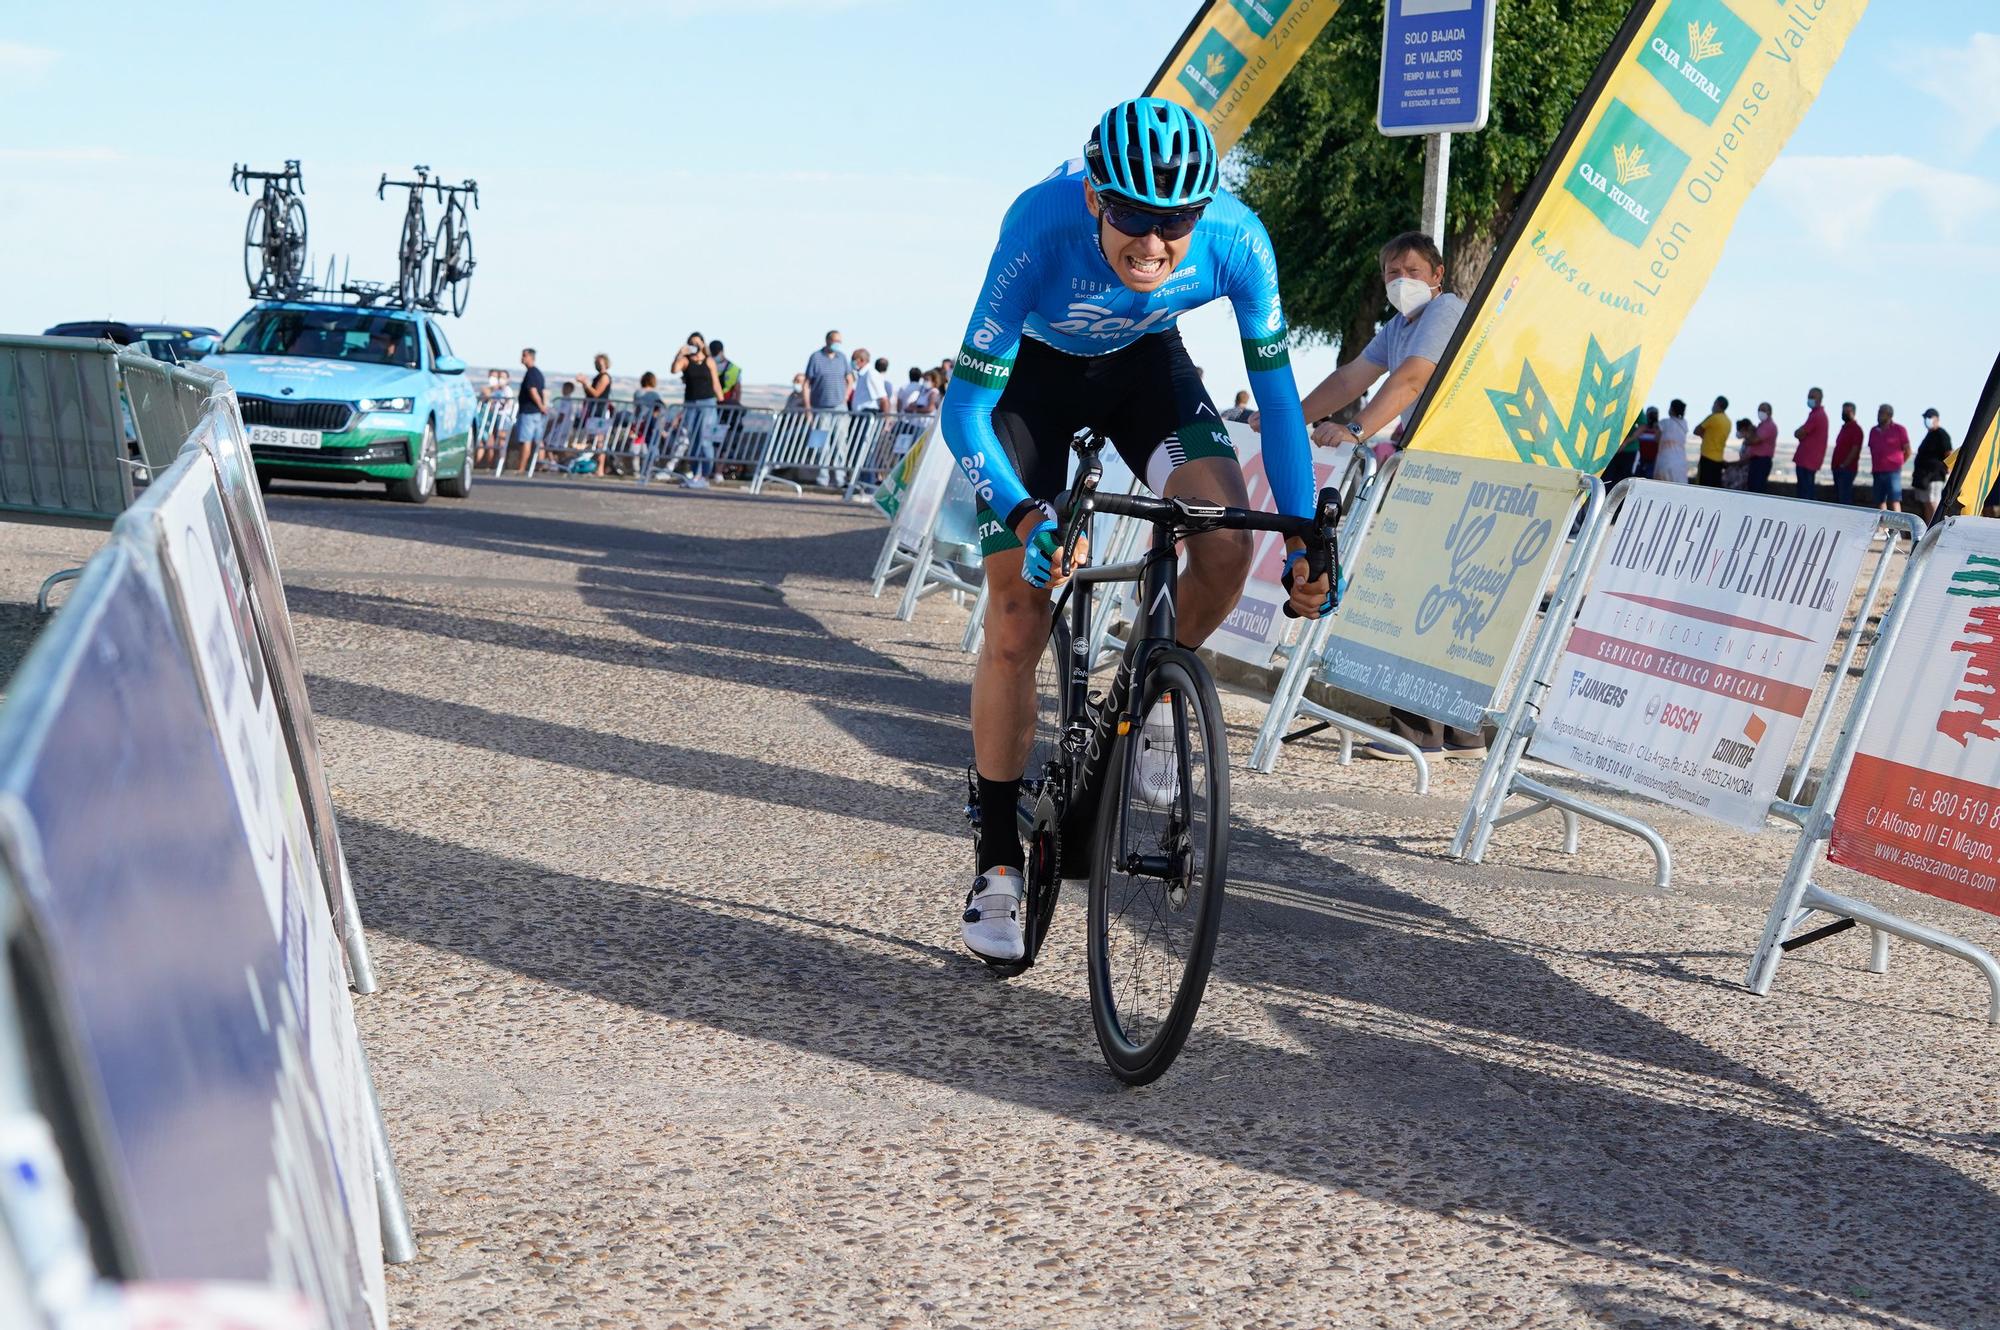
[1637,0,1758,125]
[1179,31,1247,111]
[1562,98,1690,246]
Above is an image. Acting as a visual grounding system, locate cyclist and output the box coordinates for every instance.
[941,96,1331,964]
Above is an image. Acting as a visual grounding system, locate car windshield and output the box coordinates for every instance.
[221,308,421,369]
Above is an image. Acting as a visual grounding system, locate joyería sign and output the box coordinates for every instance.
[1321,455,1580,728]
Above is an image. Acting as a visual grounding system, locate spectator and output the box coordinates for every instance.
[784,372,808,412]
[1793,387,1829,502]
[896,367,932,413]
[937,357,954,389]
[922,368,946,412]
[1733,417,1757,486]
[852,348,891,413]
[1634,405,1661,479]
[547,380,580,469]
[1654,399,1690,484]
[1215,389,1251,423]
[670,331,721,488]
[1746,401,1777,493]
[805,330,853,409]
[1868,403,1909,512]
[1289,231,1477,761]
[1830,402,1864,505]
[507,346,547,474]
[632,370,667,477]
[1913,407,1953,522]
[710,339,743,406]
[574,353,616,473]
[1695,395,1732,486]
[1605,413,1642,487]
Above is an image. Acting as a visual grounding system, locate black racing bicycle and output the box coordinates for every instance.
[233,159,307,298]
[427,177,479,316]
[379,166,436,308]
[968,428,1340,1084]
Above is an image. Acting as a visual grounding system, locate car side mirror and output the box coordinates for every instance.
[435,355,467,375]
[187,335,218,356]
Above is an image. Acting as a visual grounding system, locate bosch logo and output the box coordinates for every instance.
[1568,671,1629,709]
[1659,703,1703,734]
[1644,694,1662,722]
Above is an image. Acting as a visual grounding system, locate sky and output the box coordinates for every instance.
[2,1,1994,434]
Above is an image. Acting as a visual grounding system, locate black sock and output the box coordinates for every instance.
[976,775,1025,872]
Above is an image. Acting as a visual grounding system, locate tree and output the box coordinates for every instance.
[1234,0,1633,360]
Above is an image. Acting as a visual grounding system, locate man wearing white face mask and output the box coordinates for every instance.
[1285,232,1466,456]
[1284,231,1480,761]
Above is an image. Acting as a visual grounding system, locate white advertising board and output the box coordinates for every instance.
[1529,482,1877,832]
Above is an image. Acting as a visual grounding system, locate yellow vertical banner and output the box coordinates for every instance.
[1146,0,1346,154]
[1941,351,2000,517]
[1407,0,1870,469]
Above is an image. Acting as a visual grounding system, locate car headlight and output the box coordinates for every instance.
[359,396,415,413]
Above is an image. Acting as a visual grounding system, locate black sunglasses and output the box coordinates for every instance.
[1100,198,1206,242]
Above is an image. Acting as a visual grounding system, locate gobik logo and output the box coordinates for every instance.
[1637,0,1758,125]
[1179,30,1247,111]
[1562,98,1690,247]
[1228,0,1292,38]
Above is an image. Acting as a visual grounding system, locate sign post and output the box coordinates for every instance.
[1378,0,1496,253]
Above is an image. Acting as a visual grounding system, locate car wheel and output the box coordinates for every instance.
[389,422,437,504]
[438,429,475,499]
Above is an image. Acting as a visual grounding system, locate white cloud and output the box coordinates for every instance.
[0,42,56,78]
[1894,32,2000,153]
[1762,153,2000,251]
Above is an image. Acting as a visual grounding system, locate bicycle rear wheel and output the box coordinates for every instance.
[1087,646,1228,1085]
[243,198,272,294]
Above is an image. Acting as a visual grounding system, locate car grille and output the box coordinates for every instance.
[239,395,355,432]
[254,440,410,465]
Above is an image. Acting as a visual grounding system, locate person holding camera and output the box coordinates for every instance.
[669,332,721,488]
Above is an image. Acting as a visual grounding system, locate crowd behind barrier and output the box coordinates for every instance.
[466,396,931,500]
[0,385,409,1325]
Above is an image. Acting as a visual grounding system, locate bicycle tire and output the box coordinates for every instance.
[427,210,457,309]
[279,196,308,292]
[397,201,427,307]
[448,227,474,316]
[243,198,273,295]
[1086,646,1228,1085]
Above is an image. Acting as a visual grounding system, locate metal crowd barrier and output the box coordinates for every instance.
[468,395,941,498]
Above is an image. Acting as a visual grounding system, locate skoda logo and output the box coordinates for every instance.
[280,386,295,395]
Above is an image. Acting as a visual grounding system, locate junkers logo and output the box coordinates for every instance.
[1568,670,1630,709]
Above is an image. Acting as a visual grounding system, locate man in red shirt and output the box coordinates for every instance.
[1831,401,1864,505]
[1867,402,1910,512]
[1792,387,1829,501]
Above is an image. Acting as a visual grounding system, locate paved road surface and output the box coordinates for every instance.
[16,476,1996,1328]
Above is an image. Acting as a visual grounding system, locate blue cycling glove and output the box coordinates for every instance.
[1020,519,1060,588]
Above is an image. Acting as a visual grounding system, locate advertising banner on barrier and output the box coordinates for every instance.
[1207,424,1355,670]
[1829,521,2000,914]
[1941,350,2000,519]
[873,426,931,522]
[0,543,382,1330]
[1405,0,1868,471]
[1529,482,1875,831]
[1145,1,1345,155]
[144,458,386,1321]
[1318,454,1577,728]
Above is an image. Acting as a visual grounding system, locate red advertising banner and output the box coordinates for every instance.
[1829,521,2000,916]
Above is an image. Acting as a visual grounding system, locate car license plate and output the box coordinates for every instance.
[249,425,322,449]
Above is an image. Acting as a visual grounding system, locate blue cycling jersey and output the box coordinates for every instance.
[940,160,1313,529]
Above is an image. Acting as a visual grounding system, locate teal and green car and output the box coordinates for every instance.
[206,301,479,503]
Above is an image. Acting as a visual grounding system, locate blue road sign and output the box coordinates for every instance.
[1378,0,1496,136]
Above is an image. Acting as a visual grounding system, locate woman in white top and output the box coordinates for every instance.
[1652,397,1691,484]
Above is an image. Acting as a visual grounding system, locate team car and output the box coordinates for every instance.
[206,300,478,503]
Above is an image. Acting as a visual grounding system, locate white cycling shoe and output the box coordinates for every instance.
[961,866,1026,963]
[1134,700,1182,811]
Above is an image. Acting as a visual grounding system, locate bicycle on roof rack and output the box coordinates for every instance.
[427,177,478,317]
[379,165,436,308]
[232,159,307,299]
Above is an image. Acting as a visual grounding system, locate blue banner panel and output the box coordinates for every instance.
[0,548,371,1328]
[1378,0,1494,135]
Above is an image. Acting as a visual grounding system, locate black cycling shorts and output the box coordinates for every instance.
[976,329,1235,555]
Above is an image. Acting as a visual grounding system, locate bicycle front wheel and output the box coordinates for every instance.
[1087,646,1228,1085]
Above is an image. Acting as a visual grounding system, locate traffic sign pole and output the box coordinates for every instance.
[1421,132,1451,255]
[1379,0,1494,250]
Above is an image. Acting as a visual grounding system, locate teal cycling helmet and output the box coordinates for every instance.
[1084,97,1220,211]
